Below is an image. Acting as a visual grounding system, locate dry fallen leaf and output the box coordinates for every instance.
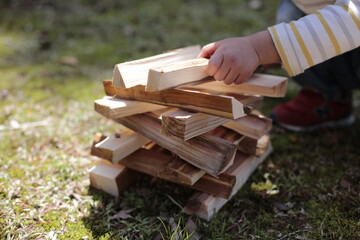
[110,209,134,220]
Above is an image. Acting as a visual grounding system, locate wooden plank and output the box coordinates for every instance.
[146,58,209,91]
[93,128,151,163]
[115,113,237,176]
[223,110,272,139]
[161,109,272,141]
[158,157,206,185]
[113,45,201,88]
[103,80,249,119]
[209,126,270,156]
[94,96,166,119]
[161,110,229,141]
[183,143,273,221]
[237,134,270,157]
[92,135,206,186]
[180,73,288,97]
[89,163,140,197]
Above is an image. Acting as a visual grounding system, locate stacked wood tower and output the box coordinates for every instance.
[89,46,288,221]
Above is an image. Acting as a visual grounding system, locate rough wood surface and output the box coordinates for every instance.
[223,110,272,139]
[92,135,206,186]
[161,110,229,140]
[114,113,238,176]
[103,80,249,119]
[146,58,209,91]
[112,45,201,88]
[89,163,139,197]
[183,143,273,221]
[180,73,288,97]
[158,157,206,185]
[92,128,150,163]
[94,96,166,119]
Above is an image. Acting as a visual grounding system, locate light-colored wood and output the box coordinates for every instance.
[112,45,201,88]
[94,96,166,119]
[183,143,273,221]
[158,157,206,185]
[114,113,238,176]
[180,73,288,97]
[93,128,151,163]
[237,134,270,157]
[103,80,249,119]
[88,163,139,197]
[161,109,272,141]
[146,58,209,91]
[161,110,229,141]
[223,111,272,139]
[92,136,206,186]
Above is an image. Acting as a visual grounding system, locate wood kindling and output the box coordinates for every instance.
[146,58,209,92]
[183,143,273,221]
[94,96,166,119]
[161,110,229,141]
[223,110,272,139]
[179,73,288,97]
[160,109,272,141]
[103,80,249,119]
[114,113,238,176]
[91,134,206,186]
[91,128,150,163]
[112,45,201,88]
[89,163,140,198]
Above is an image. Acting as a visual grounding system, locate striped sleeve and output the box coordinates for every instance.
[268,0,360,76]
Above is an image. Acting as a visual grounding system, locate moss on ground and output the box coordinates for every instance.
[0,0,359,239]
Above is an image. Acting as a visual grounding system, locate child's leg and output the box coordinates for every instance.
[270,47,360,131]
[293,47,360,102]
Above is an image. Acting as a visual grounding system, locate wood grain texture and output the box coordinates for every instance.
[146,58,209,91]
[161,110,229,141]
[223,110,272,139]
[112,45,201,88]
[183,143,273,221]
[94,96,166,119]
[114,113,237,176]
[89,163,139,197]
[103,80,248,119]
[93,128,150,163]
[158,157,206,185]
[180,73,288,97]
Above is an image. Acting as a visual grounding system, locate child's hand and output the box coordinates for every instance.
[199,30,281,85]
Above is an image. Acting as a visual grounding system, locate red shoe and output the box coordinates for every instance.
[270,89,355,131]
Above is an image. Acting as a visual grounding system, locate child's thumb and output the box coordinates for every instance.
[198,42,218,58]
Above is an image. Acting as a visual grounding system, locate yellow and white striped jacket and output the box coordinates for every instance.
[268,0,360,76]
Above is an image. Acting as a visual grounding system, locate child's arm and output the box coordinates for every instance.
[201,0,360,85]
[199,30,280,85]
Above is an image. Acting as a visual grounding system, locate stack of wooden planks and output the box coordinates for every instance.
[89,45,288,221]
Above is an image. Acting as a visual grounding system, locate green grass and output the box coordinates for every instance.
[0,0,359,239]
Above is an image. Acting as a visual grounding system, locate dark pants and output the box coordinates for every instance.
[276,0,360,101]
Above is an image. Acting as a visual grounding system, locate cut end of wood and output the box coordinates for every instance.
[112,65,125,88]
[231,98,246,119]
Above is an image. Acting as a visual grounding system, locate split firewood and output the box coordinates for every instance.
[183,143,273,221]
[112,45,201,88]
[103,80,251,119]
[94,96,166,119]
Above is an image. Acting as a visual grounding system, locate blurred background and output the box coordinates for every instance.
[1,0,359,239]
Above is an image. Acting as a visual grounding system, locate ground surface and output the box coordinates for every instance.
[0,1,359,239]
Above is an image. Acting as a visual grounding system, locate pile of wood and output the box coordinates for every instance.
[89,45,288,221]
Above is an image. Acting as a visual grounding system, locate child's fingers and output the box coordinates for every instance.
[214,54,231,81]
[223,68,239,85]
[198,42,218,58]
[207,51,223,76]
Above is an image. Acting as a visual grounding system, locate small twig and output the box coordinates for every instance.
[0,119,50,131]
[167,194,183,210]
